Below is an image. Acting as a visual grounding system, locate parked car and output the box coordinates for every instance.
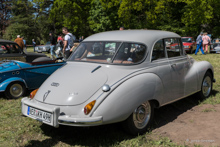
[210,38,220,53]
[0,39,50,63]
[170,37,196,54]
[21,30,215,135]
[35,41,51,53]
[0,59,65,99]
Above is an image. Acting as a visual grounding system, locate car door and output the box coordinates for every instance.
[0,43,26,62]
[151,39,175,104]
[165,38,188,102]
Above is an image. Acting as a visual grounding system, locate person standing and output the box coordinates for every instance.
[21,37,26,49]
[202,32,211,53]
[49,32,57,60]
[195,32,205,55]
[79,36,84,42]
[56,34,64,57]
[14,35,24,50]
[79,37,82,42]
[62,27,76,60]
[32,39,36,52]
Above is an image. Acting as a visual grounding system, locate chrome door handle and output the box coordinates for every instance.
[171,64,176,68]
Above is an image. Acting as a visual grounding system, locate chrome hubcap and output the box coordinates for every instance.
[133,101,151,129]
[202,76,212,97]
[10,84,23,98]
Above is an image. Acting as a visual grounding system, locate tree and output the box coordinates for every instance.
[49,0,92,38]
[0,0,12,38]
[3,0,53,44]
[88,0,119,33]
[181,0,213,37]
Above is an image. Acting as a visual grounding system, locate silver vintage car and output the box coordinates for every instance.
[21,30,214,135]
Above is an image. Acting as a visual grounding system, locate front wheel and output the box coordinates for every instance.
[5,82,26,99]
[197,71,213,99]
[122,101,154,136]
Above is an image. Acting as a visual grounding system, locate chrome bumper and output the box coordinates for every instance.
[21,97,103,127]
[58,116,103,126]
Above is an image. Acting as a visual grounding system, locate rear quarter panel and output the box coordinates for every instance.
[92,73,163,124]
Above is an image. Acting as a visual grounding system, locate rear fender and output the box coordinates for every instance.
[194,61,214,91]
[0,77,27,92]
[92,73,163,124]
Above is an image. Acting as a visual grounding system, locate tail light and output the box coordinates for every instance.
[30,89,39,99]
[84,100,96,115]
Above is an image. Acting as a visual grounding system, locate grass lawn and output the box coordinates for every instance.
[0,49,220,147]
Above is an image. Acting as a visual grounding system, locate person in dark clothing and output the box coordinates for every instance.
[32,39,36,52]
[49,32,57,59]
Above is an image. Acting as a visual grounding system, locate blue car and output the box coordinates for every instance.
[0,59,65,99]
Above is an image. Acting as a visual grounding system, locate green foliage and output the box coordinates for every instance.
[88,0,119,33]
[3,0,53,44]
[3,0,220,41]
[49,0,91,37]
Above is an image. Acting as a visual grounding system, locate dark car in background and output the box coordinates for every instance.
[35,41,51,53]
[0,39,49,63]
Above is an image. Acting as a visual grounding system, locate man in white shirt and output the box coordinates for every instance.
[62,27,76,59]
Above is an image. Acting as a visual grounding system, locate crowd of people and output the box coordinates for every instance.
[14,27,214,60]
[14,27,84,60]
[195,32,211,55]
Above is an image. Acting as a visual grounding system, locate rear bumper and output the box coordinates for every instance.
[58,116,103,126]
[21,97,103,127]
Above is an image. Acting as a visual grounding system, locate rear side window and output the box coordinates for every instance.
[113,43,146,64]
[152,39,165,61]
[166,38,182,58]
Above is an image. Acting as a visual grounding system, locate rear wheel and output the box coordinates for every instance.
[122,101,154,135]
[197,71,213,99]
[5,82,26,99]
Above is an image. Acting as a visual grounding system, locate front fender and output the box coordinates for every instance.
[92,73,163,124]
[0,77,27,92]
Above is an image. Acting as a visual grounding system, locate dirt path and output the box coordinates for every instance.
[153,103,220,147]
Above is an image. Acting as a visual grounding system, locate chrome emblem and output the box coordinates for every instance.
[51,82,59,87]
[43,90,51,102]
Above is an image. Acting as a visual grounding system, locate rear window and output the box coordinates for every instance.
[69,42,147,65]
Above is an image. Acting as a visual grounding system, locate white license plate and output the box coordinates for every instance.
[27,106,52,123]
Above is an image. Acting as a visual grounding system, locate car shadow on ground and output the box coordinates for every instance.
[24,91,219,147]
[152,90,219,128]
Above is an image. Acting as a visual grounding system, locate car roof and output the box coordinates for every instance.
[84,30,181,44]
[0,39,17,44]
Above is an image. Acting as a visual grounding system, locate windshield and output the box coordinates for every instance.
[69,42,147,64]
[181,38,192,43]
